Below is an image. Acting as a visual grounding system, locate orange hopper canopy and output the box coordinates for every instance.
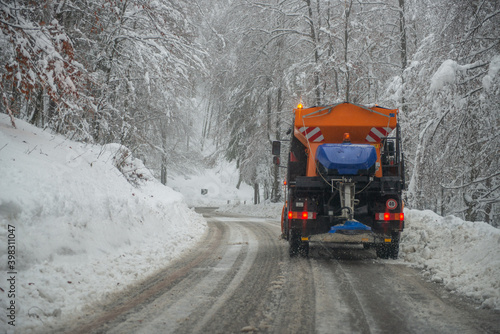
[293,102,399,177]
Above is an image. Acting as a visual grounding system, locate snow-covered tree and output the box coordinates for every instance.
[396,0,500,225]
[0,0,93,133]
[1,0,205,183]
[1,0,498,223]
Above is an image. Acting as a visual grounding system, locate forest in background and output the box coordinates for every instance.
[1,0,499,226]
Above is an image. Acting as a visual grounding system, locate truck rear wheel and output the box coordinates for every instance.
[376,243,398,259]
[390,242,400,259]
[298,241,309,257]
[376,233,400,259]
[376,244,389,259]
[289,233,299,257]
[390,232,401,259]
[289,231,309,257]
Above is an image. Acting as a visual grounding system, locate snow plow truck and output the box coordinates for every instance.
[273,102,405,259]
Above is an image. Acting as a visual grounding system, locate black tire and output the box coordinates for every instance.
[298,240,309,257]
[289,231,309,257]
[389,232,400,259]
[389,242,400,259]
[289,231,300,257]
[283,218,290,241]
[376,233,400,259]
[376,244,390,259]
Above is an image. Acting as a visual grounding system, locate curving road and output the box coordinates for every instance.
[55,208,500,334]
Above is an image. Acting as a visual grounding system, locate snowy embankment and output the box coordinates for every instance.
[0,115,206,332]
[221,203,500,310]
[168,160,255,208]
[400,209,500,310]
[218,202,282,218]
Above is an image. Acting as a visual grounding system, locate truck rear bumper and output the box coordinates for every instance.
[308,232,375,244]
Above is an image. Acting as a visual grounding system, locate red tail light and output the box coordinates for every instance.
[376,212,404,221]
[288,211,317,220]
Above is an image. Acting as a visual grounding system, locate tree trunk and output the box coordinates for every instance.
[271,87,282,203]
[161,155,167,185]
[29,89,44,126]
[264,180,269,201]
[236,172,242,190]
[161,120,168,185]
[254,183,260,205]
[484,177,492,224]
[344,0,353,102]
[398,0,408,114]
[305,0,321,105]
[201,101,212,150]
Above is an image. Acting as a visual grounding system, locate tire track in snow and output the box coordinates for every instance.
[193,217,284,333]
[51,220,225,334]
[339,263,500,334]
[179,219,260,333]
[108,218,253,334]
[311,258,372,334]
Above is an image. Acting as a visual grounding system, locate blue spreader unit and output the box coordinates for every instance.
[329,220,372,233]
[316,143,377,175]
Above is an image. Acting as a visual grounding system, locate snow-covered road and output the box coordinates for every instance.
[45,209,500,334]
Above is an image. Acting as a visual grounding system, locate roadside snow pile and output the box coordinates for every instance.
[401,209,500,310]
[169,161,254,207]
[0,114,206,332]
[168,156,281,217]
[217,202,283,219]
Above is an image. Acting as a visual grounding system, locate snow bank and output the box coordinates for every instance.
[217,202,283,219]
[168,157,281,217]
[169,160,254,207]
[401,209,500,310]
[0,114,206,332]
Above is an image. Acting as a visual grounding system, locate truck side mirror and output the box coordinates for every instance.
[272,141,281,156]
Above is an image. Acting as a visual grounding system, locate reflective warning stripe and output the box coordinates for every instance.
[299,127,324,142]
[365,127,393,142]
